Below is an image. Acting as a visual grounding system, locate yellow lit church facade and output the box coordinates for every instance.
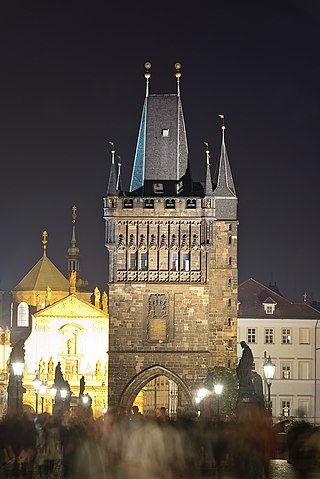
[1,210,109,419]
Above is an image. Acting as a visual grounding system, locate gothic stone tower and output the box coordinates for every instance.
[104,64,238,411]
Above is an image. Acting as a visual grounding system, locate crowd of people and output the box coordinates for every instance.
[0,404,319,479]
[0,404,272,479]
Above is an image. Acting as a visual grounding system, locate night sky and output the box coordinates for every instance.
[1,1,320,304]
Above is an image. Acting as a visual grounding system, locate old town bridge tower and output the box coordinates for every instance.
[104,64,238,413]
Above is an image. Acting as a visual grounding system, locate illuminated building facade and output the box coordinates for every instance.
[238,278,320,422]
[104,64,238,413]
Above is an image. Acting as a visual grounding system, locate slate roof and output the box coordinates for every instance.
[13,254,69,292]
[238,278,320,320]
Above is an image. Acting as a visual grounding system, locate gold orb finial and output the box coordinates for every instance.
[144,62,151,79]
[175,62,182,79]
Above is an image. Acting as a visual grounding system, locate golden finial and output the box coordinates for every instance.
[175,62,182,78]
[144,62,151,96]
[42,230,48,256]
[303,292,307,304]
[144,62,151,79]
[219,114,225,129]
[72,205,77,224]
[175,62,182,96]
[204,141,211,165]
[108,141,115,164]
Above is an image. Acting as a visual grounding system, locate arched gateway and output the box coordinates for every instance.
[119,365,194,414]
[104,65,238,412]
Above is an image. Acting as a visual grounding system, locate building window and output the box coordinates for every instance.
[282,328,292,344]
[281,363,291,379]
[182,253,190,271]
[166,199,175,209]
[228,318,232,327]
[140,253,148,271]
[299,361,310,379]
[144,199,154,209]
[171,253,179,271]
[228,278,232,288]
[228,236,232,245]
[281,400,291,417]
[228,298,231,308]
[265,328,274,344]
[129,253,137,270]
[17,302,29,327]
[228,257,232,266]
[186,199,196,209]
[247,328,256,343]
[299,328,310,344]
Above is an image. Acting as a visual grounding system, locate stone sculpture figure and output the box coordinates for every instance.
[236,340,254,389]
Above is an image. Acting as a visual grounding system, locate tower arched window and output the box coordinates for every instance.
[17,302,29,327]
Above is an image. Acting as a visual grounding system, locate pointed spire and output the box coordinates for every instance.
[175,63,181,96]
[42,231,48,257]
[144,62,151,97]
[67,205,80,277]
[204,141,213,195]
[116,155,122,191]
[212,115,236,197]
[106,141,118,195]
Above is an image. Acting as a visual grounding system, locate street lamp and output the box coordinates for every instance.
[214,383,223,420]
[60,389,67,399]
[39,383,46,413]
[33,375,42,414]
[264,355,276,416]
[12,361,24,414]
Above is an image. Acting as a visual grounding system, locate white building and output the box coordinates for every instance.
[237,278,320,423]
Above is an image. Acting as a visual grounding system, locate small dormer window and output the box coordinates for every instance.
[162,129,169,137]
[262,297,277,314]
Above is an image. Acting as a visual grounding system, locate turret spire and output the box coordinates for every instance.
[106,141,118,196]
[204,141,213,195]
[212,115,236,197]
[67,205,80,277]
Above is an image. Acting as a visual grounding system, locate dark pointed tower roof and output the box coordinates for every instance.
[213,121,236,197]
[129,63,192,195]
[106,143,118,196]
[14,231,69,292]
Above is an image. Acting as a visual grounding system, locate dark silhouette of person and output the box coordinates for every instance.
[236,341,254,389]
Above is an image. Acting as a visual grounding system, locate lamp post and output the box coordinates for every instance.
[214,384,223,420]
[50,386,57,414]
[12,361,24,414]
[33,375,42,414]
[264,355,276,416]
[39,383,46,413]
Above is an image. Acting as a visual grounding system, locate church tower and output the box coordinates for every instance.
[104,64,238,412]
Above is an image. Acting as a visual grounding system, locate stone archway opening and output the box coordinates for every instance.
[119,365,194,418]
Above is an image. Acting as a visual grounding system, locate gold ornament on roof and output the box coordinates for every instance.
[72,205,77,224]
[175,62,182,78]
[144,62,151,79]
[42,230,48,255]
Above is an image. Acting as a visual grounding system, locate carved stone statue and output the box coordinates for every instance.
[96,359,101,376]
[102,291,108,313]
[39,357,45,375]
[236,340,254,389]
[48,357,54,374]
[5,327,10,345]
[80,375,85,396]
[94,287,101,308]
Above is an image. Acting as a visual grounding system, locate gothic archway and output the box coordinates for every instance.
[119,364,194,414]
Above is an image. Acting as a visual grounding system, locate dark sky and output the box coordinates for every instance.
[1,0,320,303]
